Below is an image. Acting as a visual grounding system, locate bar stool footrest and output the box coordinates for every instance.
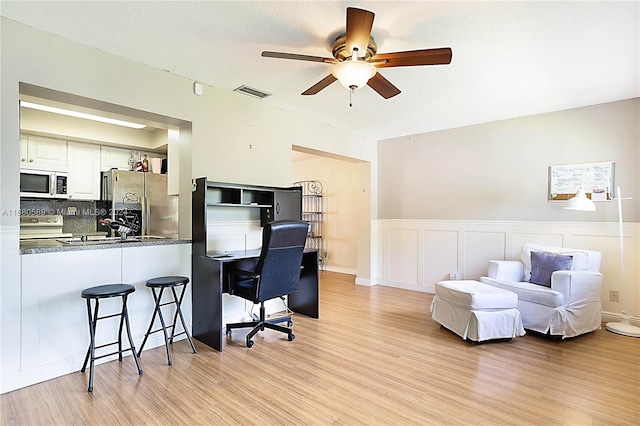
[92,347,137,362]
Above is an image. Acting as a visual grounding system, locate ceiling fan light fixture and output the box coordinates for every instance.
[332,59,376,91]
[263,7,451,99]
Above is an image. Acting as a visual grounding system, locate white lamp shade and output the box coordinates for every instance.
[564,189,596,211]
[332,60,377,90]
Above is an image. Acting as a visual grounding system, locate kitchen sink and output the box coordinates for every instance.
[56,235,168,245]
[56,236,120,244]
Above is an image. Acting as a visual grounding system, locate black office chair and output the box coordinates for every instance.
[225,220,308,348]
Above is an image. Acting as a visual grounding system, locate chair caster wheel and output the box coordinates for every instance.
[246,339,254,348]
[226,329,232,336]
[288,333,295,341]
[287,321,293,327]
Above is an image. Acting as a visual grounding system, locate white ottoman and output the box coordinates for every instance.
[431,280,525,342]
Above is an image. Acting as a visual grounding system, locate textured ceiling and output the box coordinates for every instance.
[2,1,638,141]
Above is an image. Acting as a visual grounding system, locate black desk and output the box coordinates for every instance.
[191,249,319,351]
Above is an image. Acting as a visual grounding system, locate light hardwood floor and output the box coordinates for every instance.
[1,271,639,425]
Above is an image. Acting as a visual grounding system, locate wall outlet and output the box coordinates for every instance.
[610,290,620,302]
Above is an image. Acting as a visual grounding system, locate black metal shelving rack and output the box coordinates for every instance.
[294,180,325,270]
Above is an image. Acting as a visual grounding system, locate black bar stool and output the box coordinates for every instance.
[138,276,197,365]
[80,284,143,392]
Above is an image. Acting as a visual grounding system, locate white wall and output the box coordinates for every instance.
[378,99,639,222]
[0,18,376,388]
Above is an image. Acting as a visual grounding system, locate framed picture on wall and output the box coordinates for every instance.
[548,161,615,202]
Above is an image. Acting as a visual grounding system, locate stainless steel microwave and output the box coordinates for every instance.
[20,169,68,199]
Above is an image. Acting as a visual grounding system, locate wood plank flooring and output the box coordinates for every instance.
[2,271,639,425]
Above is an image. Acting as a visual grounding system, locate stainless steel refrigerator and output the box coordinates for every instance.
[100,169,178,237]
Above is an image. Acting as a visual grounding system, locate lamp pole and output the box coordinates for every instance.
[605,186,640,337]
[565,178,639,337]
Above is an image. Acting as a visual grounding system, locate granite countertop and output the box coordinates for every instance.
[20,237,192,255]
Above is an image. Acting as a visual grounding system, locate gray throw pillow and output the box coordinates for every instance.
[529,251,573,287]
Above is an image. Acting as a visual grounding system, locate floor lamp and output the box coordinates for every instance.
[565,185,640,337]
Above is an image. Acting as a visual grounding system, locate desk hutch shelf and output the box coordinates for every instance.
[196,179,302,231]
[190,177,318,352]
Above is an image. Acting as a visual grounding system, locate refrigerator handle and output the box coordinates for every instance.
[142,196,148,236]
[101,174,108,200]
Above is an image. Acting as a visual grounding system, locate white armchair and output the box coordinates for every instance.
[480,243,603,338]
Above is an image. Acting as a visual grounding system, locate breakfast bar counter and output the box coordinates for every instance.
[20,237,191,254]
[4,240,192,394]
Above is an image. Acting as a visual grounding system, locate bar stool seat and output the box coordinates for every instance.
[138,276,197,365]
[81,283,143,392]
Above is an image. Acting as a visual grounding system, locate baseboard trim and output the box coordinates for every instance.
[355,277,373,286]
[601,311,640,327]
[325,266,357,275]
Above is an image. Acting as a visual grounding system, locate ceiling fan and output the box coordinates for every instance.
[262,7,452,100]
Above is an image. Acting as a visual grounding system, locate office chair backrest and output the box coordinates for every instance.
[255,220,309,302]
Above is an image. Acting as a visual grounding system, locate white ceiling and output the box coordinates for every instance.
[2,1,638,141]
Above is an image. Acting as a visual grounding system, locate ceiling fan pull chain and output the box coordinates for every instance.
[349,87,353,108]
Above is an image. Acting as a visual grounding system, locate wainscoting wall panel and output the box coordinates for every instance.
[463,231,506,281]
[512,232,564,256]
[386,228,419,286]
[422,229,458,289]
[375,220,640,325]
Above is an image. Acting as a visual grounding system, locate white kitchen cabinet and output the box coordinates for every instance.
[67,142,101,200]
[20,135,68,171]
[101,146,133,171]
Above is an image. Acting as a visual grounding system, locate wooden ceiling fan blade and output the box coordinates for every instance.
[371,48,453,68]
[302,75,337,95]
[346,7,374,56]
[262,51,337,64]
[367,73,401,99]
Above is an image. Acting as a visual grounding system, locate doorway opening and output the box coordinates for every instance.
[292,146,371,279]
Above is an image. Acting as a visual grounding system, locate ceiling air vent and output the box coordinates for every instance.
[233,85,271,99]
